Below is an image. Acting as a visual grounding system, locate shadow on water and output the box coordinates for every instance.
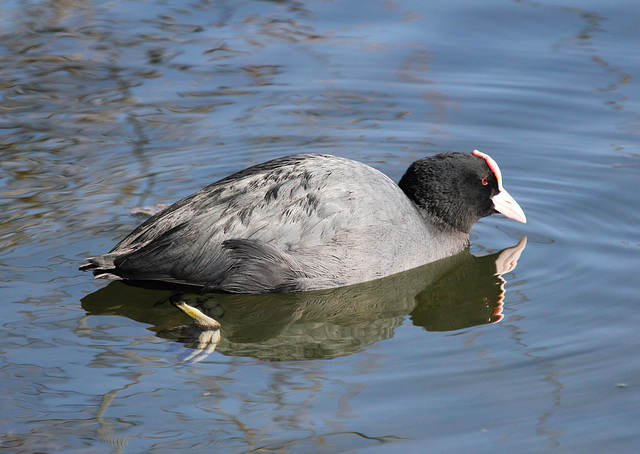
[81,237,526,361]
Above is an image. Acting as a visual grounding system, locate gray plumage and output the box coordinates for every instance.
[81,152,523,293]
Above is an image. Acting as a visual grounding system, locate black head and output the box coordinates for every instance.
[398,151,526,233]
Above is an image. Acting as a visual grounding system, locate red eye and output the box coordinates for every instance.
[482,177,488,186]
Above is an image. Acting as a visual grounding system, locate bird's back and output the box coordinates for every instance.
[84,154,450,293]
[82,154,465,292]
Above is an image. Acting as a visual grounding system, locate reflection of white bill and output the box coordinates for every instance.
[491,236,528,324]
[495,236,528,275]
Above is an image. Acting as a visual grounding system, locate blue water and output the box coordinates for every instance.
[1,0,639,452]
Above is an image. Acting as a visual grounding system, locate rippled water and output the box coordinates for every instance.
[1,0,639,452]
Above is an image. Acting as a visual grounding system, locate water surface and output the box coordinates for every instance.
[1,0,639,452]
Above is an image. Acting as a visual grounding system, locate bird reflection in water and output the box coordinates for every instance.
[82,237,526,362]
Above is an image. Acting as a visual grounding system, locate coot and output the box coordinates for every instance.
[81,150,526,293]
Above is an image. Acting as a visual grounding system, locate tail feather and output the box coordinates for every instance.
[79,253,121,278]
